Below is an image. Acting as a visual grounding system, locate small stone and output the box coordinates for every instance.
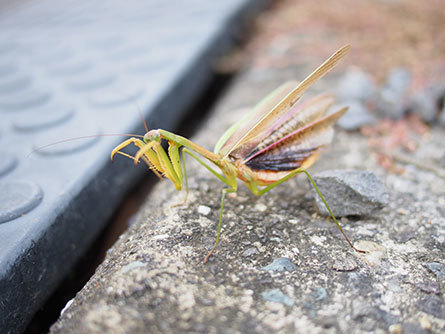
[415,281,440,295]
[388,323,402,334]
[386,67,412,94]
[332,257,358,271]
[312,170,389,217]
[376,87,406,119]
[426,262,445,280]
[351,299,373,320]
[261,257,297,272]
[391,228,416,243]
[121,261,146,273]
[401,323,428,334]
[419,315,432,330]
[308,287,327,302]
[197,205,211,216]
[337,100,377,131]
[337,68,376,103]
[242,247,258,257]
[60,299,74,316]
[261,289,295,306]
[376,67,412,119]
[409,89,438,123]
[439,104,445,126]
[417,296,445,319]
[254,203,267,213]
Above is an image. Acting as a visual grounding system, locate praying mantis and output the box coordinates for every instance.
[111,45,366,263]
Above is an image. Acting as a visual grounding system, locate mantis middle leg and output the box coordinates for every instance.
[180,148,238,263]
[246,167,366,254]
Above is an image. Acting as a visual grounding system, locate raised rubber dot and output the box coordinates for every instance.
[0,89,51,111]
[128,55,174,74]
[33,121,99,156]
[88,85,143,108]
[88,35,124,51]
[13,106,74,131]
[66,72,115,92]
[0,61,18,77]
[31,48,74,66]
[0,75,33,94]
[0,180,43,224]
[0,153,17,177]
[107,45,149,62]
[49,60,92,77]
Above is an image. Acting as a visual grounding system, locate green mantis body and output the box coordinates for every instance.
[111,45,366,263]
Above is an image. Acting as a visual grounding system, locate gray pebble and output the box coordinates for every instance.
[242,247,258,257]
[121,261,146,274]
[391,228,417,243]
[426,262,445,280]
[377,67,412,119]
[332,257,358,271]
[261,289,295,306]
[337,100,377,130]
[415,281,440,295]
[386,67,412,94]
[308,287,327,302]
[402,322,429,334]
[312,170,389,217]
[417,296,445,319]
[376,86,406,119]
[409,90,438,123]
[337,69,376,103]
[440,153,445,168]
[439,104,445,126]
[261,257,297,272]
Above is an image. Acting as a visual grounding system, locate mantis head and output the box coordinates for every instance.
[143,129,161,144]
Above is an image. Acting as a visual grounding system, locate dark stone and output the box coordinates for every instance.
[409,90,438,123]
[260,289,295,306]
[426,262,445,280]
[386,67,412,94]
[312,170,389,217]
[391,228,417,243]
[417,296,445,319]
[402,322,429,334]
[337,100,377,131]
[242,247,258,257]
[415,281,440,295]
[376,67,412,119]
[332,257,358,271]
[337,69,376,103]
[260,257,297,272]
[307,287,327,302]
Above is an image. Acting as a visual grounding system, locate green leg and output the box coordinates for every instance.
[203,186,236,264]
[180,148,238,263]
[248,168,366,254]
[180,147,189,204]
[182,148,232,187]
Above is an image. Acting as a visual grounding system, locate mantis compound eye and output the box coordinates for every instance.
[143,130,161,143]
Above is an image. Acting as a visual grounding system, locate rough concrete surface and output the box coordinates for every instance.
[51,62,445,333]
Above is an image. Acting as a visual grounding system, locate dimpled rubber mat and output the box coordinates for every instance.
[0,0,265,331]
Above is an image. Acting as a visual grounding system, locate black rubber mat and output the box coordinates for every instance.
[0,0,266,332]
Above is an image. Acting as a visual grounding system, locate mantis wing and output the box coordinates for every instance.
[214,80,298,154]
[233,92,335,162]
[217,45,350,159]
[245,107,347,171]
